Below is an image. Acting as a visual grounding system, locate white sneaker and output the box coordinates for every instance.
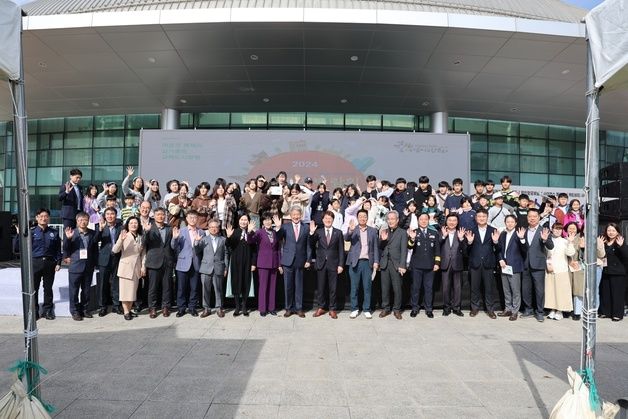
[548,310,555,320]
[364,312,372,319]
[349,310,359,319]
[554,311,563,320]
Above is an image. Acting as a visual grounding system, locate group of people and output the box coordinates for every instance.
[20,167,628,323]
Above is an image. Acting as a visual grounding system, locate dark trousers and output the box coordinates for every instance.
[231,268,251,311]
[68,270,93,315]
[470,266,496,312]
[148,264,173,309]
[411,268,434,311]
[600,273,626,319]
[176,267,199,311]
[522,268,545,315]
[32,257,56,313]
[441,267,462,311]
[283,265,304,312]
[258,268,277,313]
[98,260,119,309]
[135,277,148,310]
[381,267,403,312]
[349,260,372,312]
[316,265,339,310]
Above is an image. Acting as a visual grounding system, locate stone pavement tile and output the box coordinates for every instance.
[280,379,347,406]
[130,401,210,419]
[79,373,158,401]
[407,343,493,361]
[468,380,542,409]
[41,372,107,402]
[344,379,415,407]
[212,378,284,405]
[278,405,350,419]
[349,405,426,419]
[448,359,520,381]
[287,341,339,360]
[148,376,217,402]
[487,406,546,418]
[167,359,233,378]
[408,381,483,407]
[227,358,287,381]
[234,339,290,361]
[48,398,77,418]
[420,406,494,418]
[55,399,141,419]
[205,403,279,419]
[58,351,124,375]
[395,360,458,382]
[340,358,401,379]
[284,357,342,380]
[112,353,183,378]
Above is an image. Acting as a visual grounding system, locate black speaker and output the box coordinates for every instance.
[600,181,628,198]
[600,163,628,181]
[0,211,13,262]
[600,198,628,217]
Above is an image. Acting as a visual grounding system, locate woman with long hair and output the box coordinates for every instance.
[112,216,145,321]
[163,179,179,208]
[247,212,281,316]
[122,166,145,206]
[144,179,162,211]
[600,223,628,321]
[241,178,262,227]
[310,183,330,227]
[562,199,585,235]
[210,182,237,231]
[168,182,191,228]
[226,213,257,316]
[192,182,212,231]
[83,183,101,229]
[544,222,575,320]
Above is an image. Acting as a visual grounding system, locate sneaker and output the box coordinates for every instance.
[547,310,556,320]
[554,311,563,320]
[364,312,372,319]
[349,310,359,319]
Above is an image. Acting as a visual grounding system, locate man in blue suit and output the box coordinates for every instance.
[497,215,527,321]
[171,210,205,317]
[465,208,500,319]
[273,207,311,318]
[58,168,84,229]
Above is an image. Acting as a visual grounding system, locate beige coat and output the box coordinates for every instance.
[112,233,145,280]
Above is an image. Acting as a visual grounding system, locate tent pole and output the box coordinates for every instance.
[11,14,40,399]
[581,33,600,375]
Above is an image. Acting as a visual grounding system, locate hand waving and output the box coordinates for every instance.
[457,227,466,241]
[309,220,316,234]
[516,227,526,240]
[617,235,624,246]
[540,228,550,242]
[491,229,500,243]
[379,228,389,241]
[407,229,417,240]
[64,226,74,239]
[126,166,134,177]
[172,226,180,239]
[348,219,356,232]
[272,214,281,227]
[225,225,234,238]
[465,230,475,244]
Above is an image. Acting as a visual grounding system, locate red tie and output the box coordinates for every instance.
[293,223,299,240]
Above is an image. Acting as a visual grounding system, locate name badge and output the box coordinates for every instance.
[79,249,88,259]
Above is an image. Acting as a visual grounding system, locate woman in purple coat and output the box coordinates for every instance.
[247,212,282,316]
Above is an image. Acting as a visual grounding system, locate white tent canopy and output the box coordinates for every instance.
[0,0,21,81]
[585,0,628,90]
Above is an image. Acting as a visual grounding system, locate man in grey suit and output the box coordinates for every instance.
[345,209,380,319]
[195,219,229,318]
[520,208,554,322]
[378,211,408,320]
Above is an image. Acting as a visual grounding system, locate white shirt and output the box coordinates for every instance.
[527,226,537,244]
[504,229,515,251]
[478,226,487,243]
[448,231,455,247]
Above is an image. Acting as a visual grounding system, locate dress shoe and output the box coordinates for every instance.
[498,311,512,317]
[149,308,157,319]
[520,310,534,318]
[269,311,277,316]
[487,311,497,319]
[297,311,305,318]
[329,311,338,319]
[45,311,55,320]
[572,314,581,321]
[453,310,464,317]
[200,309,210,318]
[124,313,132,321]
[243,310,249,317]
[313,308,326,318]
[470,309,479,317]
[98,308,107,317]
[260,312,267,317]
[71,313,83,321]
[82,312,93,319]
[410,310,418,318]
[535,314,545,322]
[393,311,402,320]
[114,307,124,315]
[130,311,138,318]
[234,310,241,317]
[442,310,451,316]
[379,310,390,318]
[426,311,434,318]
[612,317,622,322]
[283,310,293,318]
[176,310,185,318]
[217,309,225,318]
[162,307,170,317]
[509,314,518,321]
[189,309,198,317]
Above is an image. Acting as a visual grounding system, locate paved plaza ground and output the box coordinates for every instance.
[0,312,626,418]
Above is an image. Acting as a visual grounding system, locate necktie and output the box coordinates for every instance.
[293,223,299,240]
[110,226,116,243]
[326,229,331,244]
[74,185,82,210]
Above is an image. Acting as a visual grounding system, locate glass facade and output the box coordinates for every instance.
[2,113,627,221]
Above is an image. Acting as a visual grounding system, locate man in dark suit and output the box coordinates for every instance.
[345,209,380,319]
[58,168,84,229]
[408,213,441,318]
[95,207,123,317]
[144,207,175,318]
[439,214,467,317]
[497,215,527,321]
[196,219,228,318]
[465,208,500,319]
[379,210,408,319]
[63,212,98,321]
[309,211,345,319]
[520,208,554,322]
[273,207,311,318]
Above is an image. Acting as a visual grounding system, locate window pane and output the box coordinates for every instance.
[268,112,305,128]
[345,114,381,130]
[488,136,518,154]
[126,130,140,147]
[575,128,585,143]
[605,131,625,146]
[28,151,36,166]
[520,138,547,156]
[230,113,267,128]
[307,113,344,129]
[576,176,584,187]
[36,167,63,186]
[606,146,623,163]
[488,120,518,136]
[95,115,125,130]
[471,152,487,170]
[382,115,415,131]
[38,133,63,150]
[575,142,585,159]
[93,130,124,148]
[126,114,159,129]
[520,173,548,187]
[65,132,93,149]
[65,116,93,132]
[470,171,487,183]
[470,135,487,153]
[93,166,123,183]
[549,157,573,175]
[197,113,230,128]
[93,148,124,165]
[125,148,138,166]
[487,154,519,172]
[64,149,92,166]
[548,140,574,158]
[575,159,584,176]
[28,134,38,151]
[549,175,575,188]
[488,171,519,185]
[520,123,547,139]
[25,120,36,135]
[520,155,547,172]
[38,150,63,166]
[453,118,486,134]
[39,118,64,133]
[180,113,194,129]
[549,125,574,141]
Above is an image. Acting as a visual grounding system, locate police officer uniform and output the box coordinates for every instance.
[408,226,441,317]
[29,225,62,319]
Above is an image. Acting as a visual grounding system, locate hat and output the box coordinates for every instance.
[304,177,313,183]
[493,192,504,199]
